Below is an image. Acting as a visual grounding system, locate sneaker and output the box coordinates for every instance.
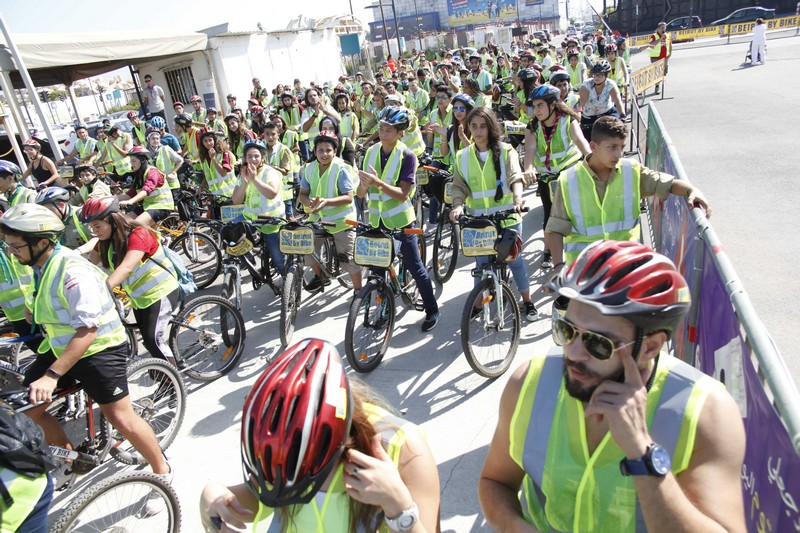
[421,311,440,332]
[305,276,324,294]
[142,491,167,517]
[541,251,553,269]
[524,301,539,322]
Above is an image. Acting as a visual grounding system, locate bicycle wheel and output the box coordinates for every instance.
[52,471,181,533]
[169,232,222,290]
[169,295,246,382]
[279,263,303,347]
[109,358,186,465]
[461,278,520,379]
[345,280,395,373]
[432,219,458,284]
[323,239,354,290]
[125,326,140,361]
[220,269,238,308]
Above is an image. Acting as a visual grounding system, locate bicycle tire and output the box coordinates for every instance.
[169,295,246,382]
[109,358,186,465]
[345,280,395,373]
[322,239,354,290]
[220,269,237,307]
[279,264,303,347]
[125,326,140,361]
[461,278,520,379]
[51,471,181,533]
[432,219,459,284]
[169,232,222,290]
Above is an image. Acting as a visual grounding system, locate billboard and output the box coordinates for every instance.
[447,0,518,27]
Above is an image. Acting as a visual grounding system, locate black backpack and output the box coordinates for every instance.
[0,400,58,478]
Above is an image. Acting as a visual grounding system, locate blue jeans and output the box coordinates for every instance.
[262,232,286,275]
[375,229,438,314]
[299,140,310,162]
[428,196,439,224]
[284,199,295,218]
[16,473,53,533]
[474,223,530,294]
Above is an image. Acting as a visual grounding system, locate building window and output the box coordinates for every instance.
[164,66,198,105]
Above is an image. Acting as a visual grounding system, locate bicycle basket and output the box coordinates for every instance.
[495,227,522,263]
[415,166,429,186]
[460,220,498,257]
[354,230,393,268]
[219,204,246,223]
[279,225,314,255]
[221,222,255,256]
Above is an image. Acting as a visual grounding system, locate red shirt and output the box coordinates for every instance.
[650,32,669,59]
[127,167,165,197]
[126,227,160,259]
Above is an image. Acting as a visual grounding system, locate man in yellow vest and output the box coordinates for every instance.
[357,106,440,332]
[54,124,97,167]
[478,239,746,532]
[543,116,710,271]
[0,204,172,490]
[0,162,36,207]
[648,21,672,94]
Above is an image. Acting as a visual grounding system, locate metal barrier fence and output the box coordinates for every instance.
[629,81,800,531]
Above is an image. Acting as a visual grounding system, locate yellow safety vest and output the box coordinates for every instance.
[266,143,293,202]
[648,32,672,58]
[108,237,178,309]
[0,467,49,533]
[242,166,285,234]
[339,112,359,141]
[511,350,721,532]
[139,167,175,212]
[75,138,97,159]
[533,114,581,174]
[153,145,181,190]
[7,184,36,207]
[201,155,237,198]
[401,115,426,157]
[456,143,520,228]
[428,106,453,163]
[0,250,33,322]
[303,158,356,233]
[33,247,127,357]
[252,403,419,533]
[109,134,132,174]
[559,159,641,264]
[364,141,415,230]
[132,123,147,145]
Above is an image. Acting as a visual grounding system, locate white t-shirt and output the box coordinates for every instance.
[145,85,165,112]
[581,78,618,117]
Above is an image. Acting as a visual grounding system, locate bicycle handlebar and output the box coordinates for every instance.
[457,207,529,225]
[345,219,423,236]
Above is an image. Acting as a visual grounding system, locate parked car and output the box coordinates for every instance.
[665,16,703,30]
[711,7,775,26]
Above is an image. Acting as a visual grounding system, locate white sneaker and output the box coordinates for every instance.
[142,459,173,517]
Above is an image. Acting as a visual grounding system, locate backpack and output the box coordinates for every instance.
[152,245,197,303]
[0,400,58,478]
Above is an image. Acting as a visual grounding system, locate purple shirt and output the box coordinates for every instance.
[379,146,417,185]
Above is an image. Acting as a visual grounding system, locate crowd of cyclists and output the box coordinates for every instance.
[0,23,746,533]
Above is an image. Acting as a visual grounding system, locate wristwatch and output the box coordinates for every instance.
[619,443,671,477]
[385,502,419,531]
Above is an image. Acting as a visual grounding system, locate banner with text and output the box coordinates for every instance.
[722,14,800,35]
[631,59,665,94]
[446,0,518,27]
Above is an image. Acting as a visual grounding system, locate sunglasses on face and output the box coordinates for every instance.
[552,316,635,360]
[453,106,467,112]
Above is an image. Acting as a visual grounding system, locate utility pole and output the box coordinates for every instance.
[390,0,402,56]
[412,0,423,50]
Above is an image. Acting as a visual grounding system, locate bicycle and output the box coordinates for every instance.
[344,219,427,373]
[458,208,528,378]
[219,217,284,311]
[0,354,186,486]
[419,161,459,284]
[114,288,247,382]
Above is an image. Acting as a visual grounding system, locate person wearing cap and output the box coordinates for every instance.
[55,124,97,167]
[128,112,147,146]
[0,204,173,487]
[105,126,134,178]
[468,54,493,100]
[146,128,183,200]
[251,77,268,107]
[141,74,167,128]
[118,147,175,226]
[148,116,181,153]
[0,219,39,353]
[206,107,228,136]
[189,95,207,124]
[172,101,185,116]
[21,139,59,188]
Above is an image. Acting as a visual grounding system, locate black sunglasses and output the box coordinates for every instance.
[552,316,634,360]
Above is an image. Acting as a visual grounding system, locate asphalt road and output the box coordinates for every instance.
[630,30,800,384]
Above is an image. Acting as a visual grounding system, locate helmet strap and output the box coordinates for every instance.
[27,238,54,266]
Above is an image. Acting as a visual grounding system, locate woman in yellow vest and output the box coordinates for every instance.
[117,146,176,226]
[448,107,539,322]
[230,141,287,276]
[334,93,360,142]
[199,130,237,200]
[438,93,475,172]
[199,339,440,532]
[145,128,183,201]
[225,113,258,161]
[522,84,589,269]
[82,195,179,364]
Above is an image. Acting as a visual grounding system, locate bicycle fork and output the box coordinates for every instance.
[480,269,508,331]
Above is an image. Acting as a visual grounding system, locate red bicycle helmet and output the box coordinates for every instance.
[80,195,119,223]
[547,240,691,339]
[241,339,352,507]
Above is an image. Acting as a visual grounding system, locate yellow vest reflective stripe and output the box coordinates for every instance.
[610,56,627,85]
[305,158,356,233]
[0,468,48,532]
[109,240,178,309]
[266,143,293,202]
[8,185,36,207]
[401,117,426,157]
[359,96,375,130]
[109,134,132,174]
[364,141,415,229]
[76,138,97,159]
[474,69,492,91]
[243,166,284,234]
[80,179,112,202]
[340,112,357,140]
[154,146,181,189]
[533,115,581,174]
[202,156,237,198]
[33,248,127,357]
[456,143,520,228]
[186,130,201,159]
[140,167,175,211]
[428,106,453,161]
[62,209,91,249]
[132,124,147,145]
[648,32,672,58]
[512,350,720,532]
[281,130,301,174]
[252,403,414,533]
[0,253,33,322]
[406,89,429,113]
[560,159,641,263]
[567,63,583,87]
